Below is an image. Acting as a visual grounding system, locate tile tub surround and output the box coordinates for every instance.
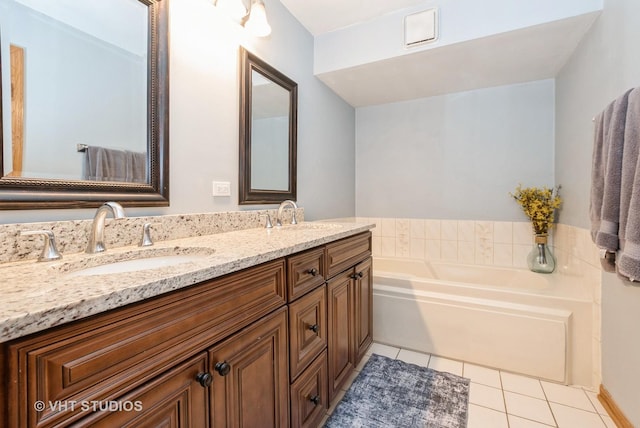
[0,218,373,342]
[359,217,603,387]
[0,208,303,264]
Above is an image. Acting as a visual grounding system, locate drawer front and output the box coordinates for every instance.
[289,285,327,380]
[325,232,371,278]
[290,351,328,428]
[7,260,286,428]
[75,353,208,428]
[287,247,326,301]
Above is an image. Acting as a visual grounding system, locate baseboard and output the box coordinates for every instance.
[598,384,634,428]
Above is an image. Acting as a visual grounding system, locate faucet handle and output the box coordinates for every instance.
[260,214,273,229]
[21,230,63,262]
[139,223,159,247]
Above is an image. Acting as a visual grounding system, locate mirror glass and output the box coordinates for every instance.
[239,47,297,204]
[0,0,169,209]
[250,70,290,191]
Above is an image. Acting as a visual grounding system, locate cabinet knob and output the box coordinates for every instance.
[214,361,231,376]
[309,395,320,405]
[307,268,318,276]
[308,324,319,334]
[350,272,364,279]
[196,372,213,387]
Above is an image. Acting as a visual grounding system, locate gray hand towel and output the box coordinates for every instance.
[593,89,632,251]
[617,88,640,281]
[83,146,146,183]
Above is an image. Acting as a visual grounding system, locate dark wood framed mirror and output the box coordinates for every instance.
[0,0,169,209]
[239,47,297,205]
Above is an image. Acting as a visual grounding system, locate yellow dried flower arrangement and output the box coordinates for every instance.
[510,185,562,235]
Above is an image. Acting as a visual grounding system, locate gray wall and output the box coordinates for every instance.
[556,0,640,424]
[0,0,355,224]
[355,79,555,220]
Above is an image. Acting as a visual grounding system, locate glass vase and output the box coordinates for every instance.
[527,234,555,274]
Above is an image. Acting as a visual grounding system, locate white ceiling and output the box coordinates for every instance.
[279,0,427,35]
[278,0,601,107]
[316,13,600,107]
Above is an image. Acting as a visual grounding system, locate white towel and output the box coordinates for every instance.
[617,88,640,281]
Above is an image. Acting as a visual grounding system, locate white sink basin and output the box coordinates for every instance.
[60,247,216,277]
[67,254,210,277]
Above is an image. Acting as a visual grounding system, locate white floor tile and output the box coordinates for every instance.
[463,363,502,388]
[367,343,400,359]
[469,382,505,412]
[585,390,609,415]
[396,349,430,367]
[428,355,463,376]
[550,402,607,428]
[467,404,509,428]
[508,414,555,427]
[340,370,360,391]
[501,372,546,399]
[541,381,596,412]
[504,391,556,426]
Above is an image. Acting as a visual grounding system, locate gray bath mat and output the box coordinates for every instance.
[325,353,470,428]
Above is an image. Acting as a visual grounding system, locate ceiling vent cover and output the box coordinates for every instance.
[404,8,438,48]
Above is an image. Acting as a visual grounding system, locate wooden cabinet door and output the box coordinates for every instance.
[77,353,209,428]
[327,270,354,402]
[353,258,373,364]
[209,307,289,428]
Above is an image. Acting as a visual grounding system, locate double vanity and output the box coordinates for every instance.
[0,216,373,428]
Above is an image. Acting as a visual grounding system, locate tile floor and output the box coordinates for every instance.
[320,343,615,428]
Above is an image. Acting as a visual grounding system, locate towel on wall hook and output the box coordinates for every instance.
[590,87,640,282]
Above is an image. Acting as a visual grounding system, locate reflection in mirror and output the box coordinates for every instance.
[251,70,290,191]
[0,0,169,209]
[239,47,297,204]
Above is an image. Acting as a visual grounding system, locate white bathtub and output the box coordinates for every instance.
[373,257,594,385]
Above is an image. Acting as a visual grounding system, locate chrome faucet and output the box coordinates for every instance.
[86,202,126,253]
[20,230,63,261]
[276,200,298,227]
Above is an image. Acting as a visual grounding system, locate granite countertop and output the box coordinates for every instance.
[0,221,373,343]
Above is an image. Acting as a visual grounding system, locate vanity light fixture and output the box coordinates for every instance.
[215,0,272,37]
[244,0,272,37]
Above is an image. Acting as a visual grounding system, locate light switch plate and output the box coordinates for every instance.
[212,181,231,197]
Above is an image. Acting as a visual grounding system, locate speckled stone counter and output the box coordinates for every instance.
[0,221,373,343]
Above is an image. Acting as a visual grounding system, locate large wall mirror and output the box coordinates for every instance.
[239,47,297,205]
[0,0,169,209]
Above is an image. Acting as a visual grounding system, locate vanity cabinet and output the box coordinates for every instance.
[326,235,373,402]
[0,230,372,428]
[2,260,287,428]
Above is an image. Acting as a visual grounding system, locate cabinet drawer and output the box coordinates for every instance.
[325,232,371,278]
[289,285,327,380]
[290,351,328,428]
[76,353,208,428]
[7,260,286,428]
[287,247,326,301]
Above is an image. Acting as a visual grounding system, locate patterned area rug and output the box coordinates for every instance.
[325,354,470,428]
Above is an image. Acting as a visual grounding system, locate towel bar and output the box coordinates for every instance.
[77,144,88,152]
